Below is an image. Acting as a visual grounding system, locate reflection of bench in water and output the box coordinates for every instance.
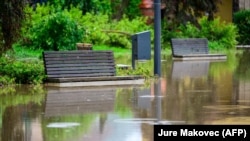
[44,87,116,117]
[235,81,250,105]
[171,61,210,79]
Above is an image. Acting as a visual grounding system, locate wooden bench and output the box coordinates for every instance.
[170,38,227,60]
[43,50,144,87]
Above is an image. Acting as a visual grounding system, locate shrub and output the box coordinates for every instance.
[164,16,238,50]
[233,10,250,45]
[199,17,238,49]
[22,5,84,51]
[21,5,152,50]
[80,13,153,49]
[0,56,45,84]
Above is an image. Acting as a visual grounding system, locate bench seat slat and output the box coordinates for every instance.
[47,76,144,83]
[43,50,117,79]
[45,63,115,68]
[47,73,116,78]
[44,56,114,61]
[45,60,114,66]
[45,66,115,71]
[46,69,116,75]
[44,50,112,54]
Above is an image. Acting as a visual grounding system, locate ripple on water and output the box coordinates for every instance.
[206,116,250,125]
[203,105,250,110]
[47,122,80,128]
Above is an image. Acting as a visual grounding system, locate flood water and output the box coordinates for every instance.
[1,50,250,141]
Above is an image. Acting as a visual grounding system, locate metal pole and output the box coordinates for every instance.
[154,0,161,76]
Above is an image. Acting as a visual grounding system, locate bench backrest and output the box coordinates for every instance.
[43,50,116,78]
[170,38,209,56]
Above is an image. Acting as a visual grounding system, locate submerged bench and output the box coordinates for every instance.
[43,50,144,87]
[170,38,227,60]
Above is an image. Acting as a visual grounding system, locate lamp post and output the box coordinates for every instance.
[139,0,162,77]
[154,0,161,77]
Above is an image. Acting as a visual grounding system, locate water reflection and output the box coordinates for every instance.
[44,87,116,117]
[2,51,250,140]
[0,85,46,141]
[235,51,250,105]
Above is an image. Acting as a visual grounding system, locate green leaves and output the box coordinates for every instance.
[233,10,250,45]
[0,56,45,84]
[165,16,238,50]
[22,5,84,51]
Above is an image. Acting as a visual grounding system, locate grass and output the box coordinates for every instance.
[93,45,130,54]
[6,44,43,60]
[5,44,170,79]
[8,44,132,59]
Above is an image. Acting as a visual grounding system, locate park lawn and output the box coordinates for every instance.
[9,44,132,59]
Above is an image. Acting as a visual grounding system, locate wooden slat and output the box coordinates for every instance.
[171,38,209,56]
[46,66,115,71]
[46,70,115,75]
[43,50,116,79]
[45,63,115,68]
[47,76,144,83]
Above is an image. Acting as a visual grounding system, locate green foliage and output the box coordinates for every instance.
[45,0,139,19]
[47,0,112,15]
[0,56,45,84]
[93,45,129,54]
[21,4,152,50]
[124,0,142,19]
[0,75,15,85]
[233,9,250,45]
[78,12,110,44]
[178,23,201,38]
[163,16,238,50]
[117,59,154,79]
[22,4,84,51]
[80,13,153,49]
[9,44,43,59]
[199,17,238,49]
[117,66,152,79]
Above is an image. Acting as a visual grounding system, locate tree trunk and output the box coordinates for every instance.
[0,0,25,55]
[111,0,130,20]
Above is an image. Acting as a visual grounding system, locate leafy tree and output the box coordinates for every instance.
[162,0,222,27]
[0,0,25,54]
[111,0,141,20]
[45,0,111,15]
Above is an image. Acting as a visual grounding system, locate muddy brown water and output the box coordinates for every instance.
[1,51,250,141]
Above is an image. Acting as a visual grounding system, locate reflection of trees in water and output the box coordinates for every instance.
[233,51,250,106]
[2,106,25,141]
[163,77,216,124]
[236,51,250,80]
[1,104,45,141]
[0,85,46,141]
